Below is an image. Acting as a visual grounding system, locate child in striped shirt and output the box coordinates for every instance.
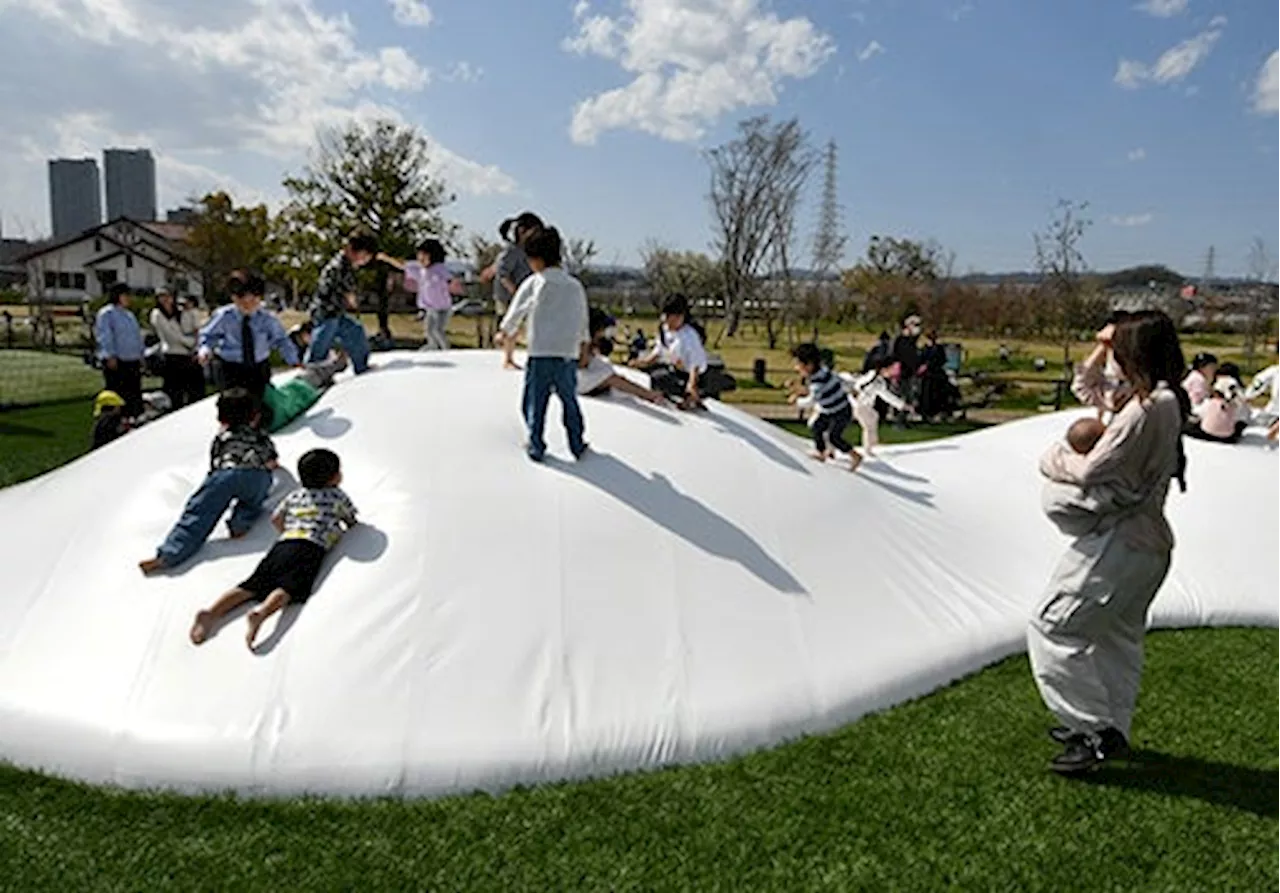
[789,343,862,472]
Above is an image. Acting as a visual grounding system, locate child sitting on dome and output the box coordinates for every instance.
[139,389,278,574]
[577,307,669,405]
[190,448,358,650]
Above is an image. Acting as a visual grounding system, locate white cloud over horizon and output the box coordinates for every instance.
[564,0,835,145]
[1253,51,1278,115]
[1135,0,1188,18]
[1110,213,1154,227]
[1127,147,1146,161]
[0,0,513,237]
[389,0,433,28]
[1115,18,1224,90]
[857,40,885,62]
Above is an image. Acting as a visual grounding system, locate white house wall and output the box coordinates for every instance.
[24,231,202,302]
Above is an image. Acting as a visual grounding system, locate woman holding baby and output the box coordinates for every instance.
[1030,311,1190,775]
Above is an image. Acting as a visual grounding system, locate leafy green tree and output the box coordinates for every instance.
[274,118,458,336]
[185,192,271,304]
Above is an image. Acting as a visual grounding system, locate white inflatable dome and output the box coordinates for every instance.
[0,350,1275,798]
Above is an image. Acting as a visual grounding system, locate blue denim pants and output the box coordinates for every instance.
[523,357,586,460]
[306,314,370,373]
[157,467,274,567]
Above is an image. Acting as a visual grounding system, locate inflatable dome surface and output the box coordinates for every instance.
[0,351,1275,797]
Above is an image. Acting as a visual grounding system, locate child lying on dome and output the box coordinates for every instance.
[1040,417,1143,538]
[139,389,279,575]
[191,448,358,650]
[260,352,349,433]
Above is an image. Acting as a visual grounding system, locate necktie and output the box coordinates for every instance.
[241,313,254,365]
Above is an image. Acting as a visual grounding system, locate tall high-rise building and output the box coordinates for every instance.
[48,158,103,238]
[104,148,157,221]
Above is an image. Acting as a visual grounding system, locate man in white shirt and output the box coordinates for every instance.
[499,226,590,462]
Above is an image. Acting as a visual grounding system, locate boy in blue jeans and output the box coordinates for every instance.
[138,389,278,574]
[498,226,590,462]
[305,230,377,374]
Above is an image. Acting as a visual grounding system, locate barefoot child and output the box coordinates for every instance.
[789,342,862,472]
[190,448,358,650]
[838,357,909,457]
[139,390,278,574]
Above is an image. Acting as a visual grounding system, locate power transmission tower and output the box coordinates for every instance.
[809,140,846,339]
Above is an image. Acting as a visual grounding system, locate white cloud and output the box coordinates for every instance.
[1110,213,1154,227]
[1135,0,1187,17]
[857,40,885,62]
[1113,18,1224,90]
[443,62,484,83]
[1253,50,1278,115]
[389,0,433,27]
[948,4,974,22]
[564,0,835,145]
[1127,147,1146,161]
[0,0,515,234]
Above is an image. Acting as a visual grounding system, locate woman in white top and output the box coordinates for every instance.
[578,308,668,405]
[631,294,709,410]
[149,288,204,408]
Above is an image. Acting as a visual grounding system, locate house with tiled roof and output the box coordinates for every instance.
[18,217,202,303]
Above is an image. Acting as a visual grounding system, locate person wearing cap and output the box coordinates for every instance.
[95,283,146,417]
[91,390,130,449]
[150,287,205,409]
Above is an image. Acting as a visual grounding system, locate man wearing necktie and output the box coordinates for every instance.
[197,271,301,401]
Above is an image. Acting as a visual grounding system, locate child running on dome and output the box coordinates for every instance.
[378,239,456,351]
[789,342,862,471]
[139,389,278,574]
[838,356,909,457]
[190,448,358,650]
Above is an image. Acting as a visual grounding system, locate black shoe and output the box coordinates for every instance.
[1049,735,1102,775]
[1097,727,1131,761]
[572,443,591,461]
[1048,726,1074,744]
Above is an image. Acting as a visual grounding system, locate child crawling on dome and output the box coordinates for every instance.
[1040,416,1143,537]
[190,448,358,650]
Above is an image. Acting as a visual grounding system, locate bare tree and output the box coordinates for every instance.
[563,237,599,285]
[1033,199,1105,395]
[760,124,815,349]
[707,116,809,341]
[641,240,724,313]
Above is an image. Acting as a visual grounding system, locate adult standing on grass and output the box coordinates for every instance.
[1031,311,1190,775]
[305,230,377,375]
[150,287,204,408]
[95,283,145,418]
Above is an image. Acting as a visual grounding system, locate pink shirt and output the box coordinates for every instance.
[1196,396,1238,438]
[1181,369,1211,406]
[405,261,453,311]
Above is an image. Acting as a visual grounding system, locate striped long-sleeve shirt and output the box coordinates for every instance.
[799,366,849,416]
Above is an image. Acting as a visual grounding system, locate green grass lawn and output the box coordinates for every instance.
[0,398,94,487]
[0,349,103,406]
[0,629,1273,891]
[1,375,1275,891]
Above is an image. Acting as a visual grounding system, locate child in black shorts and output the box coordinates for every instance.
[189,448,358,650]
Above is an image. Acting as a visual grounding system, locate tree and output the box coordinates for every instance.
[563,237,599,286]
[1033,199,1105,383]
[468,233,504,346]
[640,242,724,312]
[275,118,458,337]
[186,192,271,304]
[759,122,815,349]
[839,235,946,329]
[707,116,809,339]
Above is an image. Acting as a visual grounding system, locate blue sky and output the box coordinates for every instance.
[0,0,1275,276]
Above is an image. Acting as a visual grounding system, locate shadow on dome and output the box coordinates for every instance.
[708,412,810,475]
[549,453,807,595]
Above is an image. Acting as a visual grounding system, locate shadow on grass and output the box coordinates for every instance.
[1081,749,1278,819]
[0,420,55,437]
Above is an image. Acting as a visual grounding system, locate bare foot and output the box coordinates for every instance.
[808,450,828,462]
[139,557,166,575]
[503,359,522,371]
[190,610,215,645]
[245,611,267,651]
[228,529,247,541]
[848,452,863,473]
